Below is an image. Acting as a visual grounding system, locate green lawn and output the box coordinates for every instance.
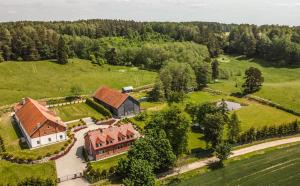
[51,102,105,121]
[169,143,300,186]
[0,58,156,106]
[91,153,127,172]
[209,55,300,113]
[0,160,56,185]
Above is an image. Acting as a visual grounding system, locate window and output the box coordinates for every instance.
[60,135,63,139]
[98,150,104,154]
[47,125,50,129]
[37,140,40,144]
[48,138,51,142]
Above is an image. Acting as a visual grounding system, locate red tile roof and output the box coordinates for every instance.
[14,98,66,137]
[86,123,140,150]
[93,86,129,109]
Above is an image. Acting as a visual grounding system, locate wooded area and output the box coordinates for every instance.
[0,20,300,67]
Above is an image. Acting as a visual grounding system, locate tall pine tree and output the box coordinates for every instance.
[57,36,68,64]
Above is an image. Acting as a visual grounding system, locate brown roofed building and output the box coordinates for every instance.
[93,86,140,118]
[84,123,140,160]
[13,98,67,148]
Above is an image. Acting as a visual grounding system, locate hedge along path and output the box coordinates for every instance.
[159,136,300,180]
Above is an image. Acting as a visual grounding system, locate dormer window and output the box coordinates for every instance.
[96,143,102,147]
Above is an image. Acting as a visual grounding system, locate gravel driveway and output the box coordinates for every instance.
[55,123,111,186]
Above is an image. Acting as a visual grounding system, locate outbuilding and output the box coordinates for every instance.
[93,86,140,118]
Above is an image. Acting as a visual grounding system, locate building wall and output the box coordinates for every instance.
[94,141,134,160]
[30,131,67,148]
[13,114,67,148]
[117,97,140,117]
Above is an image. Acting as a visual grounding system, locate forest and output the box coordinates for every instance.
[0,19,300,67]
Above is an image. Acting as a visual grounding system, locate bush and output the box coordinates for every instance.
[86,98,112,118]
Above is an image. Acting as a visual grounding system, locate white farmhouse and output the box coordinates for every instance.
[13,98,67,148]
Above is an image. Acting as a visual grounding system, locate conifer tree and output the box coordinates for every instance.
[57,36,68,64]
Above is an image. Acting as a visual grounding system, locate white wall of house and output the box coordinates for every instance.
[14,114,67,149]
[30,131,67,148]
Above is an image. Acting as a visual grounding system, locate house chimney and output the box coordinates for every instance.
[22,98,26,105]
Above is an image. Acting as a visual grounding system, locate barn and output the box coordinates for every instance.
[93,86,140,118]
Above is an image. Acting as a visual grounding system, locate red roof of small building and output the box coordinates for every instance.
[14,98,66,137]
[93,86,129,109]
[85,123,140,150]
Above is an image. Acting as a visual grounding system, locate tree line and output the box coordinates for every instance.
[1,20,299,66]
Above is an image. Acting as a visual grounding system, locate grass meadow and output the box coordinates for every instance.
[168,143,300,186]
[0,58,156,106]
[0,160,56,185]
[51,102,105,121]
[91,153,127,172]
[209,55,300,113]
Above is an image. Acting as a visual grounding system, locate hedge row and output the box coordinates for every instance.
[247,95,300,116]
[17,177,55,186]
[238,120,299,144]
[86,98,112,118]
[83,162,116,183]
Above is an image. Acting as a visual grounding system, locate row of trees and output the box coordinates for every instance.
[238,121,299,144]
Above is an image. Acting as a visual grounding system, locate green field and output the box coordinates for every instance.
[169,143,300,186]
[185,91,299,131]
[209,55,300,113]
[0,160,56,185]
[51,102,105,121]
[0,58,156,106]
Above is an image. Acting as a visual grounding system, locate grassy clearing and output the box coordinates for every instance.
[0,160,56,185]
[91,153,127,172]
[0,59,156,106]
[166,142,300,186]
[209,55,300,113]
[51,102,105,121]
[185,91,299,131]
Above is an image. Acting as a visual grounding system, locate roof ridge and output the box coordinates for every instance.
[26,98,66,127]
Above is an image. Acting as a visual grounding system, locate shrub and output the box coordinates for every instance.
[86,98,112,118]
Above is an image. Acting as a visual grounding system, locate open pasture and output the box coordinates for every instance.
[0,59,156,106]
[209,55,300,113]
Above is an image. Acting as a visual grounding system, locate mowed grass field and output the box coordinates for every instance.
[0,160,56,185]
[171,143,300,186]
[51,103,105,121]
[186,91,299,131]
[209,55,300,113]
[0,59,156,106]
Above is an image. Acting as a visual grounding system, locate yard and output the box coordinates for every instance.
[51,102,105,121]
[168,142,300,186]
[0,58,156,106]
[0,160,56,185]
[209,55,300,113]
[91,153,127,172]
